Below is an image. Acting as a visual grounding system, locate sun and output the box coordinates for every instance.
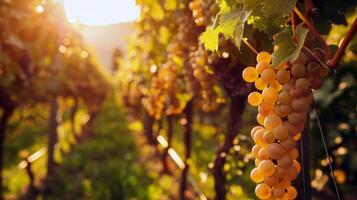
[62,0,140,26]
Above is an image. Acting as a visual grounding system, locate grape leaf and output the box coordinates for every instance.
[219,5,251,44]
[201,1,251,51]
[261,0,297,18]
[271,24,309,66]
[248,0,297,35]
[200,27,221,52]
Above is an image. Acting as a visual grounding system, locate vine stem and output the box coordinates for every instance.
[242,38,258,55]
[328,18,357,69]
[291,11,298,33]
[293,7,332,59]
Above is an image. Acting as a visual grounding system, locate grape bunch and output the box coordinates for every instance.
[190,46,223,112]
[242,50,328,199]
[188,0,218,26]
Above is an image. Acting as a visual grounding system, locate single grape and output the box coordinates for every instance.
[267,143,285,160]
[285,166,298,180]
[273,125,289,141]
[261,68,276,84]
[251,168,264,183]
[288,112,307,126]
[291,98,309,111]
[242,67,258,82]
[270,80,282,92]
[272,186,285,198]
[257,114,265,125]
[258,160,276,176]
[257,51,272,63]
[280,105,293,116]
[291,64,306,78]
[255,78,269,90]
[307,62,320,77]
[264,114,283,131]
[285,186,297,199]
[252,145,261,158]
[255,183,272,199]
[289,87,303,98]
[262,87,278,102]
[251,126,264,138]
[278,153,293,168]
[256,61,270,74]
[263,131,275,144]
[259,102,273,117]
[293,160,301,173]
[295,78,310,93]
[284,123,299,136]
[258,147,269,160]
[280,138,296,151]
[276,69,291,84]
[283,82,294,91]
[264,176,278,187]
[248,92,263,106]
[274,166,287,179]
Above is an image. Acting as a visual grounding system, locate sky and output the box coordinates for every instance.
[62,0,140,26]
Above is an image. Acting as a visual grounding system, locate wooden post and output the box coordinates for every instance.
[213,96,245,200]
[46,97,59,178]
[179,101,193,200]
[0,107,14,200]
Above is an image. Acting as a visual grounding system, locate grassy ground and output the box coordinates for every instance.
[44,98,155,200]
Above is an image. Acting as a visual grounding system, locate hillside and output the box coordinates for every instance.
[80,22,134,70]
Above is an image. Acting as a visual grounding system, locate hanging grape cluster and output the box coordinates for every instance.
[190,46,223,112]
[243,50,328,199]
[188,0,218,26]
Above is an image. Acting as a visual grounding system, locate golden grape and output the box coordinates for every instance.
[257,51,272,63]
[258,160,276,176]
[248,92,263,106]
[255,183,272,199]
[264,114,283,131]
[251,168,264,183]
[242,67,258,83]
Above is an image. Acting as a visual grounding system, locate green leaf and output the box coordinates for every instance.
[261,0,297,18]
[200,27,221,52]
[248,0,297,35]
[271,24,309,66]
[219,5,251,44]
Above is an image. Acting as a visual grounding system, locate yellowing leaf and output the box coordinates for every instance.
[164,0,177,11]
[200,27,221,52]
[149,1,164,21]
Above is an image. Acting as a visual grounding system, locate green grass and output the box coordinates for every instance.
[45,98,154,200]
